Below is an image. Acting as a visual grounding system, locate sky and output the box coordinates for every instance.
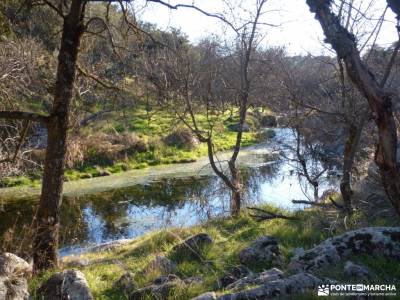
[135,0,398,55]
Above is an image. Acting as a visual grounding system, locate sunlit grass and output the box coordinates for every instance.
[28,204,399,299]
[6,106,264,186]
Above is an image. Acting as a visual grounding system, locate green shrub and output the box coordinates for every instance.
[0,176,32,188]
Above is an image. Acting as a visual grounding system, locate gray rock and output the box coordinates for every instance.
[37,269,93,300]
[226,267,284,291]
[0,253,32,277]
[216,272,327,300]
[153,274,180,285]
[217,265,253,289]
[184,276,203,285]
[289,227,400,273]
[344,261,373,280]
[171,233,213,260]
[129,274,184,300]
[239,236,282,267]
[191,292,217,300]
[291,247,305,257]
[113,272,136,295]
[145,255,177,275]
[0,253,31,300]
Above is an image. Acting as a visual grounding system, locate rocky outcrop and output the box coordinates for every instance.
[145,255,177,275]
[239,236,282,267]
[191,292,217,300]
[216,273,326,300]
[171,233,213,260]
[289,227,400,272]
[225,268,284,291]
[0,253,31,300]
[113,272,136,296]
[344,261,373,280]
[217,265,253,289]
[290,247,305,257]
[37,269,93,300]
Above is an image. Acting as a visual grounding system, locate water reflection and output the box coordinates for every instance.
[0,129,339,257]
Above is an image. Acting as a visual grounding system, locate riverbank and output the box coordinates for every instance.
[0,140,277,201]
[1,107,275,189]
[27,203,400,300]
[0,127,339,260]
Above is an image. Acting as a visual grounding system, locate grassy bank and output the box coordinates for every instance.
[1,107,274,188]
[28,204,400,299]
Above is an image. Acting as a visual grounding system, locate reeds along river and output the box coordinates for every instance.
[0,128,339,257]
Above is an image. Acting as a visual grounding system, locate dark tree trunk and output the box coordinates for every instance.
[340,121,363,214]
[33,1,85,272]
[307,0,400,217]
[229,161,241,215]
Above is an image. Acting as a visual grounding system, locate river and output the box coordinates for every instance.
[0,128,339,257]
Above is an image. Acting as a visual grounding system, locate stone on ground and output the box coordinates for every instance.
[171,233,213,260]
[145,255,177,275]
[289,227,400,272]
[0,253,31,300]
[239,236,282,267]
[216,273,326,300]
[37,269,93,300]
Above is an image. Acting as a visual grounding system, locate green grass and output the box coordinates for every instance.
[0,176,41,188]
[28,204,400,299]
[5,106,268,187]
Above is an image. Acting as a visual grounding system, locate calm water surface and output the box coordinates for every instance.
[0,129,338,256]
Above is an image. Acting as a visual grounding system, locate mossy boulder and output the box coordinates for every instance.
[289,227,400,272]
[170,233,213,260]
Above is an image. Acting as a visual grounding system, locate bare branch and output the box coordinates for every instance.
[247,207,298,221]
[0,111,50,124]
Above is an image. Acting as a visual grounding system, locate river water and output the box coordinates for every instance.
[0,128,339,257]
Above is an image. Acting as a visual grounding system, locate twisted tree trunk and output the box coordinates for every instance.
[307,0,400,216]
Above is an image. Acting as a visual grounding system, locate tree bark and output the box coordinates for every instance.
[340,121,363,214]
[33,0,85,272]
[307,0,400,217]
[229,161,241,215]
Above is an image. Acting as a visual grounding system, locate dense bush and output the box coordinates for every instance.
[163,128,199,149]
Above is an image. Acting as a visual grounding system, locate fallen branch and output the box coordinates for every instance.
[247,207,298,221]
[292,199,327,207]
[292,198,344,210]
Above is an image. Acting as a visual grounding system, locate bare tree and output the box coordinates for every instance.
[144,0,270,216]
[0,0,139,271]
[306,0,400,216]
